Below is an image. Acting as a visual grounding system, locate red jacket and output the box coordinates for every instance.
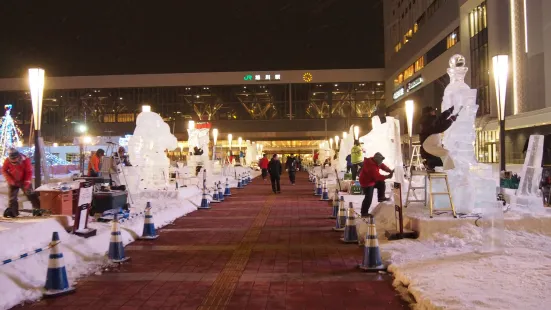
[2,155,33,188]
[359,157,391,187]
[259,157,269,169]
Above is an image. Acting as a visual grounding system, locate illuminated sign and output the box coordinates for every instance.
[406,76,424,92]
[245,73,281,82]
[393,87,405,100]
[303,72,313,82]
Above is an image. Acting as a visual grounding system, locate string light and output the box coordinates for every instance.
[0,105,23,161]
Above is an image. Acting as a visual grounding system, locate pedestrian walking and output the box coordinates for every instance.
[268,154,282,194]
[286,154,297,185]
[259,154,269,181]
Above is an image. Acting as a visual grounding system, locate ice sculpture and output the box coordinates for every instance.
[245,142,258,166]
[511,135,545,210]
[359,116,405,186]
[337,126,355,171]
[127,111,178,190]
[187,124,210,163]
[441,54,495,214]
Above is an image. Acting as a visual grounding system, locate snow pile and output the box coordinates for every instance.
[383,224,551,310]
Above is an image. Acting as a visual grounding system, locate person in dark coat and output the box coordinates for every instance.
[345,154,352,173]
[358,152,393,217]
[268,154,283,193]
[419,106,457,171]
[285,154,297,185]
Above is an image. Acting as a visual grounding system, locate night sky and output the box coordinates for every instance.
[0,0,384,78]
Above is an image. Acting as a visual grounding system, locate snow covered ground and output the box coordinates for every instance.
[0,170,259,310]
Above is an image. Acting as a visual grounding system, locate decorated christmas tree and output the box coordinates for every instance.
[0,105,23,161]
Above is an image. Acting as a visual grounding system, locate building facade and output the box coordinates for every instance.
[0,69,384,144]
[384,0,551,164]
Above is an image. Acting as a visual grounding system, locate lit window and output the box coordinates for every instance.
[265,74,271,80]
[403,65,415,80]
[103,114,116,123]
[395,42,402,53]
[274,74,281,80]
[447,31,458,49]
[414,56,424,72]
[469,3,487,38]
[394,73,404,87]
[413,23,418,33]
[255,75,261,81]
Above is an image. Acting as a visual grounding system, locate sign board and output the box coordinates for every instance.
[393,87,405,100]
[244,73,281,82]
[406,76,423,92]
[77,185,93,206]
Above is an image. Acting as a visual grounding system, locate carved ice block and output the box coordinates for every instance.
[512,135,544,210]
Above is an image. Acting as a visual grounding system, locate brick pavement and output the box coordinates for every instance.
[17,172,408,310]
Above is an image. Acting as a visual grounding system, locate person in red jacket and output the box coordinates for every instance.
[358,152,394,217]
[258,154,269,181]
[2,148,40,217]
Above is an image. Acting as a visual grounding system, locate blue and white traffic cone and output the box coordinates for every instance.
[247,172,251,183]
[140,202,158,240]
[43,232,75,298]
[315,179,322,196]
[358,216,386,272]
[341,202,359,243]
[199,187,211,209]
[108,213,130,263]
[218,182,225,202]
[313,177,318,195]
[320,180,330,201]
[242,173,248,186]
[330,192,341,219]
[237,174,243,189]
[224,178,232,196]
[333,197,347,231]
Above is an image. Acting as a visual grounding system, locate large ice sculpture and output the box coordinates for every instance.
[441,54,495,214]
[187,123,210,163]
[511,135,545,211]
[359,116,405,185]
[128,111,178,190]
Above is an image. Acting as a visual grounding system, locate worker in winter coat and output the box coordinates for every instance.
[350,141,364,181]
[2,148,40,217]
[419,106,457,171]
[88,149,105,177]
[258,154,269,181]
[358,152,393,217]
[268,154,283,194]
[285,154,297,185]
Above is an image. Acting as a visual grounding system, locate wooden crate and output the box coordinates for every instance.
[39,190,73,216]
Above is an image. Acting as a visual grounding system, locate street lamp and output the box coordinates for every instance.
[493,55,509,171]
[335,135,340,149]
[329,138,333,150]
[77,124,88,133]
[405,100,415,166]
[228,133,233,156]
[212,128,218,161]
[29,68,45,188]
[343,132,347,140]
[187,120,195,154]
[142,105,151,112]
[353,126,360,141]
[238,137,242,150]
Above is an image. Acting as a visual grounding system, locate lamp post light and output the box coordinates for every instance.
[187,120,195,154]
[29,68,45,188]
[353,126,360,141]
[492,55,509,172]
[405,100,415,165]
[238,137,242,150]
[329,138,333,150]
[142,105,151,112]
[212,128,218,161]
[343,132,347,140]
[227,133,233,157]
[335,135,340,153]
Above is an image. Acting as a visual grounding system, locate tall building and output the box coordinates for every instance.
[384,0,551,164]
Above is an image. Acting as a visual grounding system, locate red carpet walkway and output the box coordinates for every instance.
[20,172,408,310]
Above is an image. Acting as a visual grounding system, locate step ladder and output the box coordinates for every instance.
[409,144,424,171]
[405,170,457,218]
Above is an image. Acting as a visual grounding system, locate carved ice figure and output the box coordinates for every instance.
[359,116,405,186]
[511,134,545,211]
[128,111,178,190]
[440,54,495,214]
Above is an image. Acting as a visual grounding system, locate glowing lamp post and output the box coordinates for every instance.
[335,135,340,149]
[227,133,233,157]
[142,105,151,112]
[329,138,333,150]
[353,126,360,141]
[493,55,509,171]
[212,128,218,161]
[29,68,45,188]
[405,100,414,165]
[187,120,195,154]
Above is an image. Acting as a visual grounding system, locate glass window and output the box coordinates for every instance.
[414,56,425,72]
[103,114,116,123]
[469,2,487,38]
[403,65,415,80]
[117,113,135,123]
[447,31,458,49]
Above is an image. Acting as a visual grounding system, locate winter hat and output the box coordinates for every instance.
[373,152,385,161]
[8,148,20,160]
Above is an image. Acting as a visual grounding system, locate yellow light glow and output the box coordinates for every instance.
[329,138,333,149]
[238,137,242,148]
[83,136,92,144]
[354,126,359,140]
[343,132,347,139]
[492,55,509,121]
[303,72,313,82]
[405,100,414,137]
[335,135,339,147]
[28,68,45,131]
[142,105,151,112]
[228,134,233,148]
[188,120,195,130]
[212,128,218,145]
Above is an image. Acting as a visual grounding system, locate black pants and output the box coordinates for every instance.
[5,185,40,217]
[261,168,268,179]
[360,181,386,216]
[270,175,281,193]
[346,166,352,173]
[351,163,362,181]
[289,171,296,184]
[424,154,443,169]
